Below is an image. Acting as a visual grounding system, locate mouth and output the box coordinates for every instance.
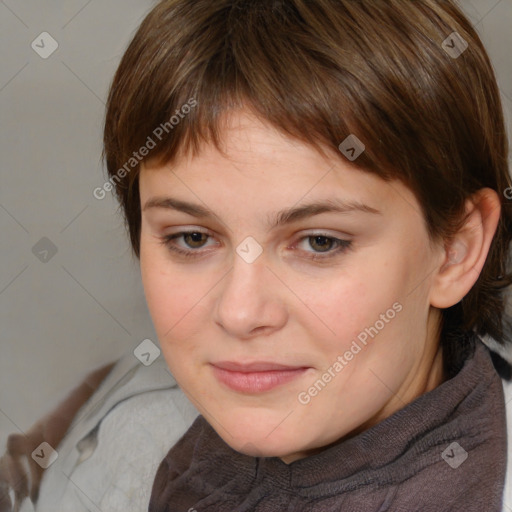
[210,361,311,393]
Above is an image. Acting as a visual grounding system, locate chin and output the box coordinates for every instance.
[229,436,298,459]
[209,412,303,459]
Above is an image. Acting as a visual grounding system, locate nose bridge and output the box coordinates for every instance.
[221,253,269,308]
[214,249,285,337]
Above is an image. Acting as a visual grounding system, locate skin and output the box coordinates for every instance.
[139,110,500,464]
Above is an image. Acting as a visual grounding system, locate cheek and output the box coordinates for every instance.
[140,247,207,340]
[292,268,399,352]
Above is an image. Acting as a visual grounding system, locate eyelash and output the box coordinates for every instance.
[158,230,352,261]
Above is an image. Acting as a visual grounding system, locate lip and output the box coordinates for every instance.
[210,361,310,393]
[212,361,306,372]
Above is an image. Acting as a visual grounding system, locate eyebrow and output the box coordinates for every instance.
[142,196,381,228]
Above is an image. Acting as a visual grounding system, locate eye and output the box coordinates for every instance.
[158,230,352,261]
[294,234,352,260]
[159,230,216,258]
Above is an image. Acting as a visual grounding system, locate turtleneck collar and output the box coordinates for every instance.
[150,339,507,511]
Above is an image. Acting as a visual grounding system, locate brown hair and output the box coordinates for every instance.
[103,0,512,361]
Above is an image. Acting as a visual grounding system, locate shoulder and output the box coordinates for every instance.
[35,353,199,512]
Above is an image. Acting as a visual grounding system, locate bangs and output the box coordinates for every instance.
[104,0,491,221]
[104,0,443,188]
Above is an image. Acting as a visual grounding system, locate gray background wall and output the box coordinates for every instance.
[1,0,511,451]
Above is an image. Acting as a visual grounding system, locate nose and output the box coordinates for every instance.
[213,252,288,339]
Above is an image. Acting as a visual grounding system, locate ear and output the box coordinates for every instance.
[430,187,501,309]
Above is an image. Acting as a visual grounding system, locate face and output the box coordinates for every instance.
[139,111,445,463]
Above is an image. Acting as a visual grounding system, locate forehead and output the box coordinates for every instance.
[140,110,419,224]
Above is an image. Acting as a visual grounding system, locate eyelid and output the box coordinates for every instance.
[290,229,352,244]
[163,228,218,248]
[162,226,216,240]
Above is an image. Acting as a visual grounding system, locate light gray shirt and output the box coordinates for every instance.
[27,353,199,512]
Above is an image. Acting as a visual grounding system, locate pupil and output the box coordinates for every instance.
[311,236,332,252]
[186,232,206,247]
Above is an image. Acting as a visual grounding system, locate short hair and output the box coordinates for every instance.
[103,0,512,367]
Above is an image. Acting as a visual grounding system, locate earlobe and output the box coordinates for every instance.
[429,188,501,309]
